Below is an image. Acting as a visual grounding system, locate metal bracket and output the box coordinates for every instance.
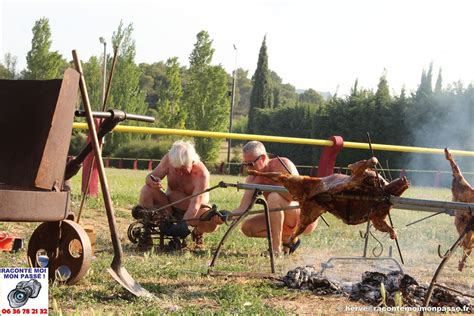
[207,189,277,277]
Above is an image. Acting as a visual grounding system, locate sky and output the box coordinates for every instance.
[1,0,474,96]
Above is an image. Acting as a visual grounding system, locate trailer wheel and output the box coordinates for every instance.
[27,220,92,285]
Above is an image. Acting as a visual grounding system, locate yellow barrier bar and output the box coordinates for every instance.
[73,123,474,157]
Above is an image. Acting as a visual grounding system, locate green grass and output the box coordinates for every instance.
[1,168,472,314]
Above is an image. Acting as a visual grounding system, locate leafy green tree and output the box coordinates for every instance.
[299,88,324,106]
[106,21,148,154]
[156,57,186,129]
[248,36,272,133]
[82,56,102,110]
[253,105,315,165]
[0,64,12,79]
[0,53,17,79]
[233,68,252,117]
[268,70,298,107]
[183,31,230,162]
[24,17,67,79]
[139,61,166,109]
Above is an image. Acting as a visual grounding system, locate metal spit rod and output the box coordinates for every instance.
[223,182,474,214]
[389,196,473,214]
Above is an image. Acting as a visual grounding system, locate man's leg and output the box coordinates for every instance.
[192,205,218,234]
[241,192,294,253]
[186,205,218,250]
[139,185,169,208]
[165,191,217,249]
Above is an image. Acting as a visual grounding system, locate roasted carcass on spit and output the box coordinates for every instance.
[445,148,473,271]
[248,157,410,245]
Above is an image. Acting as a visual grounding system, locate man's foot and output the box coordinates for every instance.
[137,235,153,252]
[191,230,205,250]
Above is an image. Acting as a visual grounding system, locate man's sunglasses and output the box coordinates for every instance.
[241,155,263,167]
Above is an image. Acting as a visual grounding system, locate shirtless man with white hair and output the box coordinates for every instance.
[229,141,318,255]
[138,140,219,249]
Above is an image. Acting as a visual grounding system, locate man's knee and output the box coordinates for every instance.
[241,220,254,237]
[139,185,154,206]
[303,220,318,234]
[266,192,285,207]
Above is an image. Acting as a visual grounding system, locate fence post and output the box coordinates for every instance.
[81,118,100,197]
[105,157,110,168]
[148,160,153,171]
[133,159,138,170]
[317,136,344,177]
[118,159,123,169]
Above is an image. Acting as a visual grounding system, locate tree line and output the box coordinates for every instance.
[1,18,472,180]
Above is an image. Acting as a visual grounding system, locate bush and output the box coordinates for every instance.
[68,130,88,156]
[111,139,174,169]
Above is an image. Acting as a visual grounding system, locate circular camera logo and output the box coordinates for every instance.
[8,279,42,308]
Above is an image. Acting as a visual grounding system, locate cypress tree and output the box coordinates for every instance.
[248,36,272,133]
[416,63,434,99]
[434,68,443,94]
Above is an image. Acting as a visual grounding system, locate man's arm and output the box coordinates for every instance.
[232,175,258,215]
[182,170,210,221]
[146,154,169,189]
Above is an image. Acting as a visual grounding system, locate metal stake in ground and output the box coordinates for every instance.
[366,132,404,265]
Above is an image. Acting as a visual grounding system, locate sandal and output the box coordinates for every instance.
[283,238,301,255]
[191,230,205,250]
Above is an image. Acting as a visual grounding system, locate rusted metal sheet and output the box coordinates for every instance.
[0,68,79,190]
[0,186,69,221]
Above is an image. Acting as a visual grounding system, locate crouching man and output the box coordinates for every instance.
[222,141,318,256]
[138,140,219,250]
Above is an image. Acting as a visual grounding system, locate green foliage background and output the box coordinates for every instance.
[1,17,472,184]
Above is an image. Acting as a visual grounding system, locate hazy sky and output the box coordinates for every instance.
[1,0,474,95]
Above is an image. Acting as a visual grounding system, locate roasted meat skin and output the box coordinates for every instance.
[445,148,473,271]
[248,157,409,245]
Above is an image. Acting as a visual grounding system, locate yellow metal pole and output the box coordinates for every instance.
[72,123,474,157]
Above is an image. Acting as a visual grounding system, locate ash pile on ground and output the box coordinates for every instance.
[281,266,473,310]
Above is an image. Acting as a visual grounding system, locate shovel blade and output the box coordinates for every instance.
[107,266,154,298]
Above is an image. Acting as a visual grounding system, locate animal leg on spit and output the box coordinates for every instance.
[289,200,325,244]
[370,213,397,240]
[458,247,471,272]
[348,157,378,177]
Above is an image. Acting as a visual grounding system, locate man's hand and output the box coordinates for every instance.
[199,208,232,225]
[146,174,163,189]
[213,210,239,225]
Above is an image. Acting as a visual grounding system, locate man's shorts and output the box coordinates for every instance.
[168,204,212,220]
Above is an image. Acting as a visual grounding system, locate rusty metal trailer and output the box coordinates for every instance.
[0,51,154,298]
